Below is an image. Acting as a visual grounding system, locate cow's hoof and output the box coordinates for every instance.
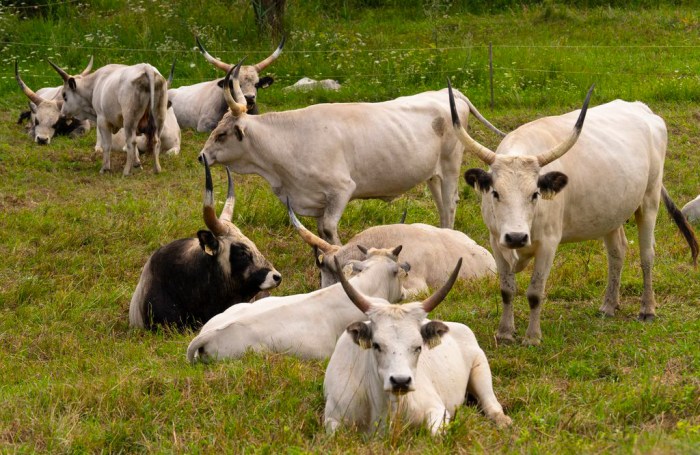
[598,308,616,318]
[99,168,110,174]
[521,337,541,347]
[134,161,142,168]
[493,414,512,428]
[496,333,516,345]
[638,313,656,322]
[165,148,180,157]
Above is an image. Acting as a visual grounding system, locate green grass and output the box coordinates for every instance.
[1,1,700,453]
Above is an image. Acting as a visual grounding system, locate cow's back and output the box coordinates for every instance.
[255,90,471,199]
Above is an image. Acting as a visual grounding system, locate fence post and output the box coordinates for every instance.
[489,42,494,110]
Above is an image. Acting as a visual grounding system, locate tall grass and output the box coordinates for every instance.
[1,1,699,452]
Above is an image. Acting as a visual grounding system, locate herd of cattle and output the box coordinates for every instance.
[15,37,700,436]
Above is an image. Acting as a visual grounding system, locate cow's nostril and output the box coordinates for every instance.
[389,376,412,387]
[273,273,282,283]
[504,232,528,247]
[197,154,204,163]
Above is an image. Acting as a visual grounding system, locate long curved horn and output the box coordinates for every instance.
[202,156,228,236]
[422,257,462,313]
[196,36,232,73]
[254,36,286,72]
[448,79,497,165]
[15,60,45,106]
[536,84,594,167]
[167,59,176,88]
[79,55,94,76]
[48,59,71,82]
[286,198,335,254]
[219,166,235,222]
[223,60,247,117]
[334,256,372,313]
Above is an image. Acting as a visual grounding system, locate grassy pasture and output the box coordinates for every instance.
[1,1,700,452]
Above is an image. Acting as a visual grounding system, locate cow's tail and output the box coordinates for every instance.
[128,262,150,329]
[661,185,698,266]
[144,65,157,154]
[450,89,506,137]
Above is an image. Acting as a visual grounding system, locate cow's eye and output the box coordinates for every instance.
[62,93,67,101]
[414,346,422,354]
[372,342,381,352]
[532,192,540,201]
[215,131,227,142]
[492,190,500,200]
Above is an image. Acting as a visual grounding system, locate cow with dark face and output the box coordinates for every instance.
[15,59,92,144]
[167,36,284,131]
[129,158,282,330]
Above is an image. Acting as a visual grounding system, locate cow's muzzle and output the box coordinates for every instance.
[503,232,529,249]
[389,375,414,395]
[35,136,49,145]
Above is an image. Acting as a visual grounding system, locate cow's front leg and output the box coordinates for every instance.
[317,187,355,246]
[467,350,512,428]
[425,407,450,435]
[523,245,556,346]
[491,238,517,344]
[96,122,112,174]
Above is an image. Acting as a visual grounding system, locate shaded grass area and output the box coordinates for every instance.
[1,2,700,453]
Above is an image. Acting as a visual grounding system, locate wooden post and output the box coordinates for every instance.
[489,42,494,110]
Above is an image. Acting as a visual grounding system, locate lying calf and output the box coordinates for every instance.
[288,204,496,297]
[682,195,700,223]
[324,257,511,436]
[186,247,409,362]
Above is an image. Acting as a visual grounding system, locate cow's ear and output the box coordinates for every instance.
[197,230,219,256]
[216,79,225,88]
[357,245,369,256]
[465,168,492,193]
[255,76,274,89]
[538,171,568,200]
[421,320,449,349]
[347,321,372,349]
[68,77,76,91]
[233,125,245,141]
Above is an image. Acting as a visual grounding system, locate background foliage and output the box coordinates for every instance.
[1,1,699,452]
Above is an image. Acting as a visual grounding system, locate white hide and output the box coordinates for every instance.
[455,96,688,345]
[682,195,700,223]
[309,223,496,295]
[186,252,407,362]
[52,63,169,176]
[324,303,511,436]
[200,87,504,245]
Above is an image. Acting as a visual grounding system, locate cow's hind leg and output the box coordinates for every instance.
[635,197,660,321]
[600,226,628,316]
[122,126,139,176]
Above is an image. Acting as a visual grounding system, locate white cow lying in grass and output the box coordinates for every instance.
[682,195,700,223]
[186,247,409,362]
[324,257,512,436]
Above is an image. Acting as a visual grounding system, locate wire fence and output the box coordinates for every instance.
[3,39,700,88]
